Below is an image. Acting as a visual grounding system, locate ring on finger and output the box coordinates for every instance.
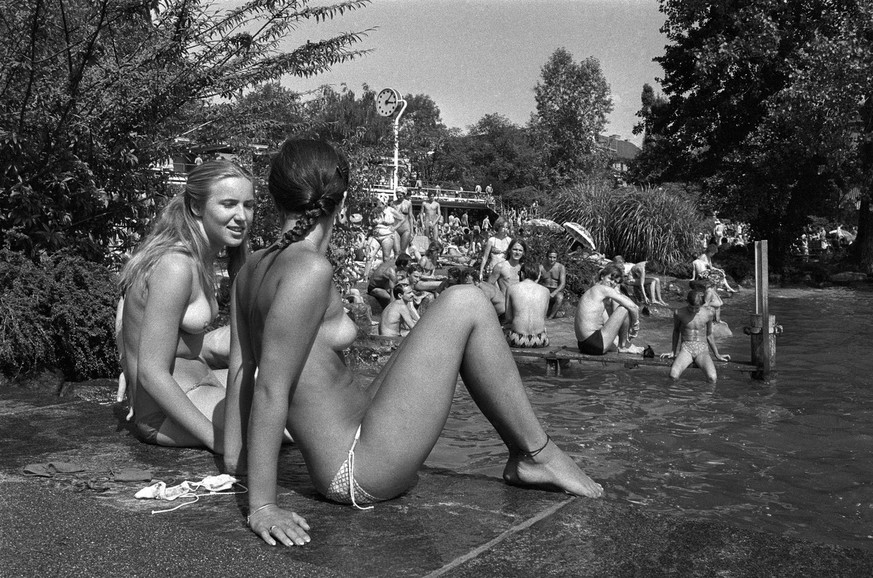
[269,525,278,533]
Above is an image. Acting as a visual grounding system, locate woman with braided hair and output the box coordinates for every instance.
[223,139,603,548]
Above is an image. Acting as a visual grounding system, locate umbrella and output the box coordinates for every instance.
[526,218,564,232]
[562,222,596,250]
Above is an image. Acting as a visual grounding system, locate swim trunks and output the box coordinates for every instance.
[323,426,380,509]
[681,340,709,358]
[505,329,549,348]
[578,330,607,355]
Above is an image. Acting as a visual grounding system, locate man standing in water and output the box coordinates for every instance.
[539,250,566,319]
[575,264,644,355]
[420,190,442,242]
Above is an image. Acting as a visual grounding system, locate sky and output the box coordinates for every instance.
[281,0,669,144]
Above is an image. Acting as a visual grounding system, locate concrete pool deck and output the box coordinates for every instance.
[3,306,873,576]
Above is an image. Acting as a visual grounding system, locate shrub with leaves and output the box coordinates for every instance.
[543,180,704,270]
[0,250,118,381]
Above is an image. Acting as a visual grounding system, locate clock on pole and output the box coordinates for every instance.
[376,88,399,117]
[375,88,408,192]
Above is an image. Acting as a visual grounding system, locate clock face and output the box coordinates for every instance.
[376,88,398,117]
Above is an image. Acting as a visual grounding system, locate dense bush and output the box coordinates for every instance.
[543,180,704,270]
[502,186,548,210]
[0,250,118,381]
[713,244,754,284]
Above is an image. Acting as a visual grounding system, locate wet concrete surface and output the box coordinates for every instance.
[3,380,873,577]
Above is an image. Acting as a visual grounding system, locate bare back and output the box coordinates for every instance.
[505,280,550,335]
[233,245,365,486]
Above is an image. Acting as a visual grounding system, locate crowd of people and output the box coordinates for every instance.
[115,140,745,547]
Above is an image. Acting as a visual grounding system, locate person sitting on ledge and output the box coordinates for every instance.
[379,283,418,338]
[489,237,526,295]
[504,262,550,348]
[118,159,254,450]
[574,264,643,355]
[366,254,411,310]
[612,256,669,306]
[692,244,738,293]
[223,139,602,547]
[660,289,730,382]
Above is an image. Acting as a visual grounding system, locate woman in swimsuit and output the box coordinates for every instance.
[478,217,511,280]
[223,140,602,547]
[118,160,254,450]
[391,189,413,255]
[370,200,400,263]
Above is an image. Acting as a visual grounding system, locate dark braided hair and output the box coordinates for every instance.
[267,139,350,251]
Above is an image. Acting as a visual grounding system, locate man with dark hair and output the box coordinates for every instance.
[574,264,643,355]
[504,263,550,348]
[379,283,418,337]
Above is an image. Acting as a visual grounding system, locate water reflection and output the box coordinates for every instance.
[424,286,873,550]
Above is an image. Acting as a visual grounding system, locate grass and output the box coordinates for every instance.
[543,180,703,272]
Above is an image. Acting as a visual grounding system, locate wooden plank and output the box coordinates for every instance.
[509,346,754,373]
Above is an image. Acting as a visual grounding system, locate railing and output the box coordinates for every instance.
[366,184,495,209]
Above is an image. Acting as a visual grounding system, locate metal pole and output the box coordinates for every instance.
[392,97,408,195]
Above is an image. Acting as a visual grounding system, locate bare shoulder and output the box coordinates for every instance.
[150,251,196,288]
[280,249,334,284]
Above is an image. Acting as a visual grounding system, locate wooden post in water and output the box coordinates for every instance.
[752,240,774,376]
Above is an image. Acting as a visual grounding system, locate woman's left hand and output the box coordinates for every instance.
[248,504,311,547]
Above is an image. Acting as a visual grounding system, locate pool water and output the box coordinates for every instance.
[427,286,873,551]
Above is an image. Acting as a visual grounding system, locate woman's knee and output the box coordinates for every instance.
[436,285,492,318]
[439,284,488,306]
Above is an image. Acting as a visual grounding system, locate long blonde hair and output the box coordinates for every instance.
[119,159,253,297]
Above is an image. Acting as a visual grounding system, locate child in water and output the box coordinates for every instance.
[660,289,730,382]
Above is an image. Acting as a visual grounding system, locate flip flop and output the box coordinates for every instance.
[23,462,86,477]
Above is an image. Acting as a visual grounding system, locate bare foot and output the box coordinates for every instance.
[503,439,603,498]
[618,344,645,355]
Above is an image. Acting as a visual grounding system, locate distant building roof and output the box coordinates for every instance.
[596,134,641,162]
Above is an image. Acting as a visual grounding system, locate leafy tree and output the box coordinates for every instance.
[634,0,873,268]
[532,48,614,186]
[0,0,371,261]
[461,113,539,194]
[398,93,450,185]
[629,83,674,183]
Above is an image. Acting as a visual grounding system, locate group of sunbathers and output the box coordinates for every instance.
[116,139,738,548]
